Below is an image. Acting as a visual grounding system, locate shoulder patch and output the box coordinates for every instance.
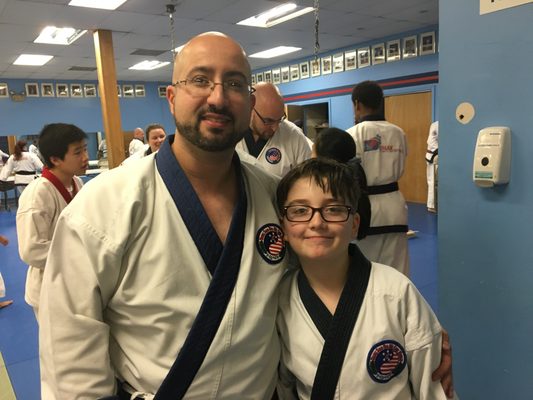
[256,223,286,264]
[366,339,407,383]
[265,147,282,164]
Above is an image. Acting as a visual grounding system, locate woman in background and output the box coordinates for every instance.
[0,140,43,192]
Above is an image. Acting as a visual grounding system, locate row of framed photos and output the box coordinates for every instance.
[252,31,436,85]
[0,82,147,98]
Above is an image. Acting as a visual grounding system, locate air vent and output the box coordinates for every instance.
[69,66,97,71]
[130,49,167,56]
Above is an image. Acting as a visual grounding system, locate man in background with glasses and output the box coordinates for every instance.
[236,82,311,177]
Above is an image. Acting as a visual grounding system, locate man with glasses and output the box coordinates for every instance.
[236,82,311,177]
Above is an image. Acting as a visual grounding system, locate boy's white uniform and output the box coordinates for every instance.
[426,121,439,210]
[39,137,287,399]
[0,152,43,185]
[347,120,409,275]
[16,176,83,314]
[277,258,452,400]
[236,120,311,178]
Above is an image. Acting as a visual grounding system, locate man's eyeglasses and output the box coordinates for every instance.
[283,205,353,222]
[253,108,286,126]
[173,75,255,97]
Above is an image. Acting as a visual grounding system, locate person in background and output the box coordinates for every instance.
[121,123,166,166]
[0,235,14,309]
[0,148,9,168]
[426,121,439,213]
[16,123,88,320]
[129,127,146,156]
[346,81,410,276]
[236,82,311,177]
[276,158,456,400]
[0,140,43,192]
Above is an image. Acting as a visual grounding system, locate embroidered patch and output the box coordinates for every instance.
[265,147,282,164]
[366,339,407,383]
[364,135,381,152]
[256,223,286,264]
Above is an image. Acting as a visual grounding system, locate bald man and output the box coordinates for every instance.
[39,32,286,399]
[128,127,146,156]
[236,82,311,177]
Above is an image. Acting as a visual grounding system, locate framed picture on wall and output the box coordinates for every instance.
[135,85,145,97]
[84,84,96,97]
[0,83,8,98]
[357,47,370,68]
[420,31,436,55]
[311,59,321,77]
[333,53,344,73]
[256,72,264,83]
[402,35,418,59]
[372,43,386,65]
[158,85,167,98]
[272,68,281,84]
[321,56,332,74]
[299,62,310,79]
[251,74,256,85]
[281,66,290,83]
[290,64,299,81]
[387,40,401,62]
[344,50,357,70]
[56,83,69,97]
[41,83,54,97]
[264,70,272,83]
[123,84,134,97]
[70,84,83,97]
[25,83,39,97]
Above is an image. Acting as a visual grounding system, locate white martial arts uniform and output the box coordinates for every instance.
[347,120,409,275]
[236,120,312,178]
[0,152,43,186]
[129,138,146,156]
[277,247,452,400]
[39,136,287,399]
[426,121,439,210]
[16,175,83,316]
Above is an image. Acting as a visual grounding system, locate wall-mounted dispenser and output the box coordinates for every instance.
[473,127,511,188]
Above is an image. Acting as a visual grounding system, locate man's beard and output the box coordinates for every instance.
[175,106,247,152]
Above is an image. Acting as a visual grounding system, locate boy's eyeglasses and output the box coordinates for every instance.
[174,76,255,97]
[283,205,353,222]
[253,108,286,126]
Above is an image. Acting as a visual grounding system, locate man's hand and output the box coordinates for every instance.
[432,329,454,398]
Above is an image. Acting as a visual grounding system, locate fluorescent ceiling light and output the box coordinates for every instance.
[237,3,314,28]
[34,26,87,45]
[129,60,170,70]
[249,46,302,59]
[68,0,128,10]
[13,54,54,66]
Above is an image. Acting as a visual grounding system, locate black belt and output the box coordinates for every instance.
[367,224,408,235]
[367,181,398,195]
[15,170,36,175]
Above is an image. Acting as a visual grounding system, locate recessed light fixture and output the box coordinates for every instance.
[249,46,302,59]
[34,26,87,45]
[237,3,314,28]
[129,60,170,70]
[68,0,128,11]
[13,54,54,66]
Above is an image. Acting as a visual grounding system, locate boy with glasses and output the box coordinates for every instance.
[236,82,311,177]
[276,158,457,400]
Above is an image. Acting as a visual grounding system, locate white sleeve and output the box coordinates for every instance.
[39,208,121,399]
[0,156,14,181]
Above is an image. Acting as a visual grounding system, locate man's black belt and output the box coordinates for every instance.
[367,181,398,195]
[15,170,36,175]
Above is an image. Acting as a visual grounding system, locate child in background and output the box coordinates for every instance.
[275,158,456,400]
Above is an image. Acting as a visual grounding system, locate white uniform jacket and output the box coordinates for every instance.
[129,138,146,156]
[236,120,312,178]
[16,176,83,308]
[347,121,409,275]
[39,137,287,399]
[277,260,451,400]
[426,121,439,210]
[0,152,43,185]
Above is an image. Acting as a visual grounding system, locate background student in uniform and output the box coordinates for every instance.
[0,140,43,193]
[276,158,456,400]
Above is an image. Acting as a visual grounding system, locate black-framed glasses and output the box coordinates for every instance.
[283,205,353,222]
[173,75,255,97]
[253,108,286,126]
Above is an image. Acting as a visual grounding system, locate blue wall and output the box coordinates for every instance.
[439,1,533,398]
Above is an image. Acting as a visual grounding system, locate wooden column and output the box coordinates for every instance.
[93,29,125,168]
[7,136,17,154]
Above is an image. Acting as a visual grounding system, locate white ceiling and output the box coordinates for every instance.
[0,0,438,82]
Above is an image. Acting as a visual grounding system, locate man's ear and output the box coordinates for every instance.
[166,85,176,116]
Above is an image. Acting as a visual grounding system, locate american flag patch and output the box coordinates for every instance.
[265,147,282,164]
[366,339,407,383]
[256,223,286,264]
